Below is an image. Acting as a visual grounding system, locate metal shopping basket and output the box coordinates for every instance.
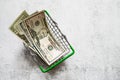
[24,10,75,73]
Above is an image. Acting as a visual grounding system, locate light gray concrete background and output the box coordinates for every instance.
[0,0,120,80]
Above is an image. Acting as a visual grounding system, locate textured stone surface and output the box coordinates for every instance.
[0,0,120,80]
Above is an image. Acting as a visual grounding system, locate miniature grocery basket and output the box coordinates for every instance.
[24,10,75,73]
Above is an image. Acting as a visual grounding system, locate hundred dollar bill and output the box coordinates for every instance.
[23,11,67,65]
[9,10,37,52]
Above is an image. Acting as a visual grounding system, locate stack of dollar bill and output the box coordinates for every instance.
[10,10,71,65]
